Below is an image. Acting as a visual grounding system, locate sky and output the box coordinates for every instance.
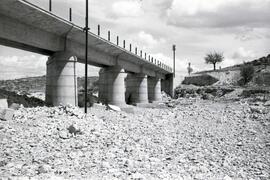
[0,0,269,82]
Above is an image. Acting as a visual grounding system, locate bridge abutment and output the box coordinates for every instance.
[126,73,148,104]
[148,77,162,102]
[45,52,78,106]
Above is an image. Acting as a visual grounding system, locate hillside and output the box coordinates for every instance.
[183,54,270,87]
[225,54,270,70]
[195,54,270,74]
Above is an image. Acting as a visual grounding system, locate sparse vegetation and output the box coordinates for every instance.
[0,89,45,107]
[240,64,255,85]
[174,85,234,99]
[204,52,224,71]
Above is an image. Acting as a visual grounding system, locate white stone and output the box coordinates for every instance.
[0,99,8,109]
[223,175,232,180]
[0,108,15,121]
[264,100,270,106]
[107,104,121,112]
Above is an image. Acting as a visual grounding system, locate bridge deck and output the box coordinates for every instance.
[0,0,173,75]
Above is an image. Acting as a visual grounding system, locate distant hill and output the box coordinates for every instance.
[227,54,270,69]
[0,76,99,95]
[195,54,270,74]
[0,76,46,94]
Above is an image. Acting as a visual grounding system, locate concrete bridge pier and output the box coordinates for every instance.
[161,74,174,98]
[148,77,162,102]
[45,52,78,106]
[126,73,148,105]
[100,66,127,106]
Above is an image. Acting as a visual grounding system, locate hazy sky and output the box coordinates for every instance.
[0,0,269,81]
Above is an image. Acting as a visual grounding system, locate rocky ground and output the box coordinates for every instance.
[0,98,269,179]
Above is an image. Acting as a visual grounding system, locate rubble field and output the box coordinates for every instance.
[0,98,269,179]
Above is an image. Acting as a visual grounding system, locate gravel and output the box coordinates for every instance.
[0,99,269,179]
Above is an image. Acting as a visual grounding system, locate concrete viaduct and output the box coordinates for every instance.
[0,0,174,107]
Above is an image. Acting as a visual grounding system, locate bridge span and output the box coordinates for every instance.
[0,0,174,107]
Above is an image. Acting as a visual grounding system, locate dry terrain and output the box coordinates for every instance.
[0,98,269,179]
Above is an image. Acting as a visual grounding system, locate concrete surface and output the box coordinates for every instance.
[45,52,78,106]
[126,73,148,104]
[148,77,162,102]
[105,66,127,106]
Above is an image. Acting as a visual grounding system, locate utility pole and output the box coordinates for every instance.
[49,0,52,11]
[172,45,176,77]
[69,8,72,22]
[84,0,89,114]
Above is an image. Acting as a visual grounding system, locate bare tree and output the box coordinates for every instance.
[205,52,224,71]
[187,62,193,75]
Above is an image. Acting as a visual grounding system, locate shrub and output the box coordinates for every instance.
[240,65,254,85]
[78,92,97,107]
[241,89,270,98]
